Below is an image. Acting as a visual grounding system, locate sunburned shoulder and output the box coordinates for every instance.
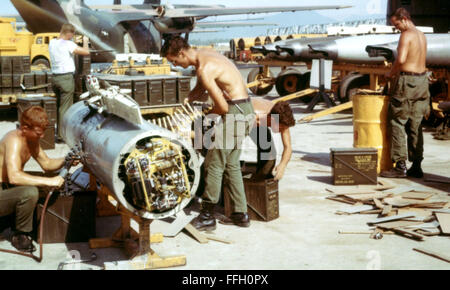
[0,130,20,147]
[3,130,20,141]
[197,61,221,77]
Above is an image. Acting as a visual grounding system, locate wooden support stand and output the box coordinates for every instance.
[88,176,186,269]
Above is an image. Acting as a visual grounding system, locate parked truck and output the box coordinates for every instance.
[0,17,58,68]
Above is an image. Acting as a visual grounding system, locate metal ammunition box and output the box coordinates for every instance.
[75,55,91,75]
[12,56,24,74]
[1,74,12,88]
[12,74,22,93]
[40,124,55,150]
[41,96,57,125]
[22,56,31,73]
[17,96,57,125]
[22,73,35,88]
[46,73,53,93]
[12,74,21,87]
[95,74,132,90]
[147,78,163,105]
[1,88,12,94]
[224,177,279,222]
[34,72,47,93]
[163,77,177,104]
[132,79,148,106]
[34,191,97,243]
[1,56,12,74]
[177,76,191,104]
[17,97,42,120]
[330,147,378,185]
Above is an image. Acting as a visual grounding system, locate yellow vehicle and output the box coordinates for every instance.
[0,17,58,68]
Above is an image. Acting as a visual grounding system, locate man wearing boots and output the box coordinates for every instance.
[0,106,67,252]
[161,36,255,231]
[381,8,430,179]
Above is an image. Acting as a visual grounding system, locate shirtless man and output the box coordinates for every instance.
[161,36,255,230]
[381,7,430,178]
[250,99,295,181]
[0,106,68,252]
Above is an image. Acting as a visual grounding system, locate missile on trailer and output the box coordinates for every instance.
[61,80,201,220]
[366,33,450,67]
[274,36,342,61]
[305,34,401,63]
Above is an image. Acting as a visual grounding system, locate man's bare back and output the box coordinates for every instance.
[399,28,427,73]
[251,98,274,126]
[389,13,427,76]
[196,48,248,101]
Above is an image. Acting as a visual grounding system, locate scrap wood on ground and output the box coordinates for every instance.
[328,180,450,246]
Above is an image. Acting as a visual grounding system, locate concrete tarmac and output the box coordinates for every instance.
[0,66,449,270]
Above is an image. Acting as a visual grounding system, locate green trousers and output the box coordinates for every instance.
[0,185,39,233]
[389,74,430,163]
[52,74,74,138]
[202,101,255,213]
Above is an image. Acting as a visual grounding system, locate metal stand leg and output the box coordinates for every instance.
[306,58,336,112]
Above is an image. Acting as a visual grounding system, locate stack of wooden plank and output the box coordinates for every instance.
[326,181,450,242]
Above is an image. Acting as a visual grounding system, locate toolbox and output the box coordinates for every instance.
[224,177,279,222]
[330,147,378,185]
[34,191,97,243]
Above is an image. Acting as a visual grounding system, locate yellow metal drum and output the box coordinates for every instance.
[353,92,393,173]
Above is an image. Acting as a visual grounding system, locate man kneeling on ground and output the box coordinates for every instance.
[0,106,74,252]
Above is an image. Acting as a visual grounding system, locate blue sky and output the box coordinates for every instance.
[4,0,388,21]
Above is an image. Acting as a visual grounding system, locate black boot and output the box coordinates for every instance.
[219,212,250,228]
[11,231,36,252]
[407,161,424,178]
[191,202,216,231]
[380,160,407,178]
